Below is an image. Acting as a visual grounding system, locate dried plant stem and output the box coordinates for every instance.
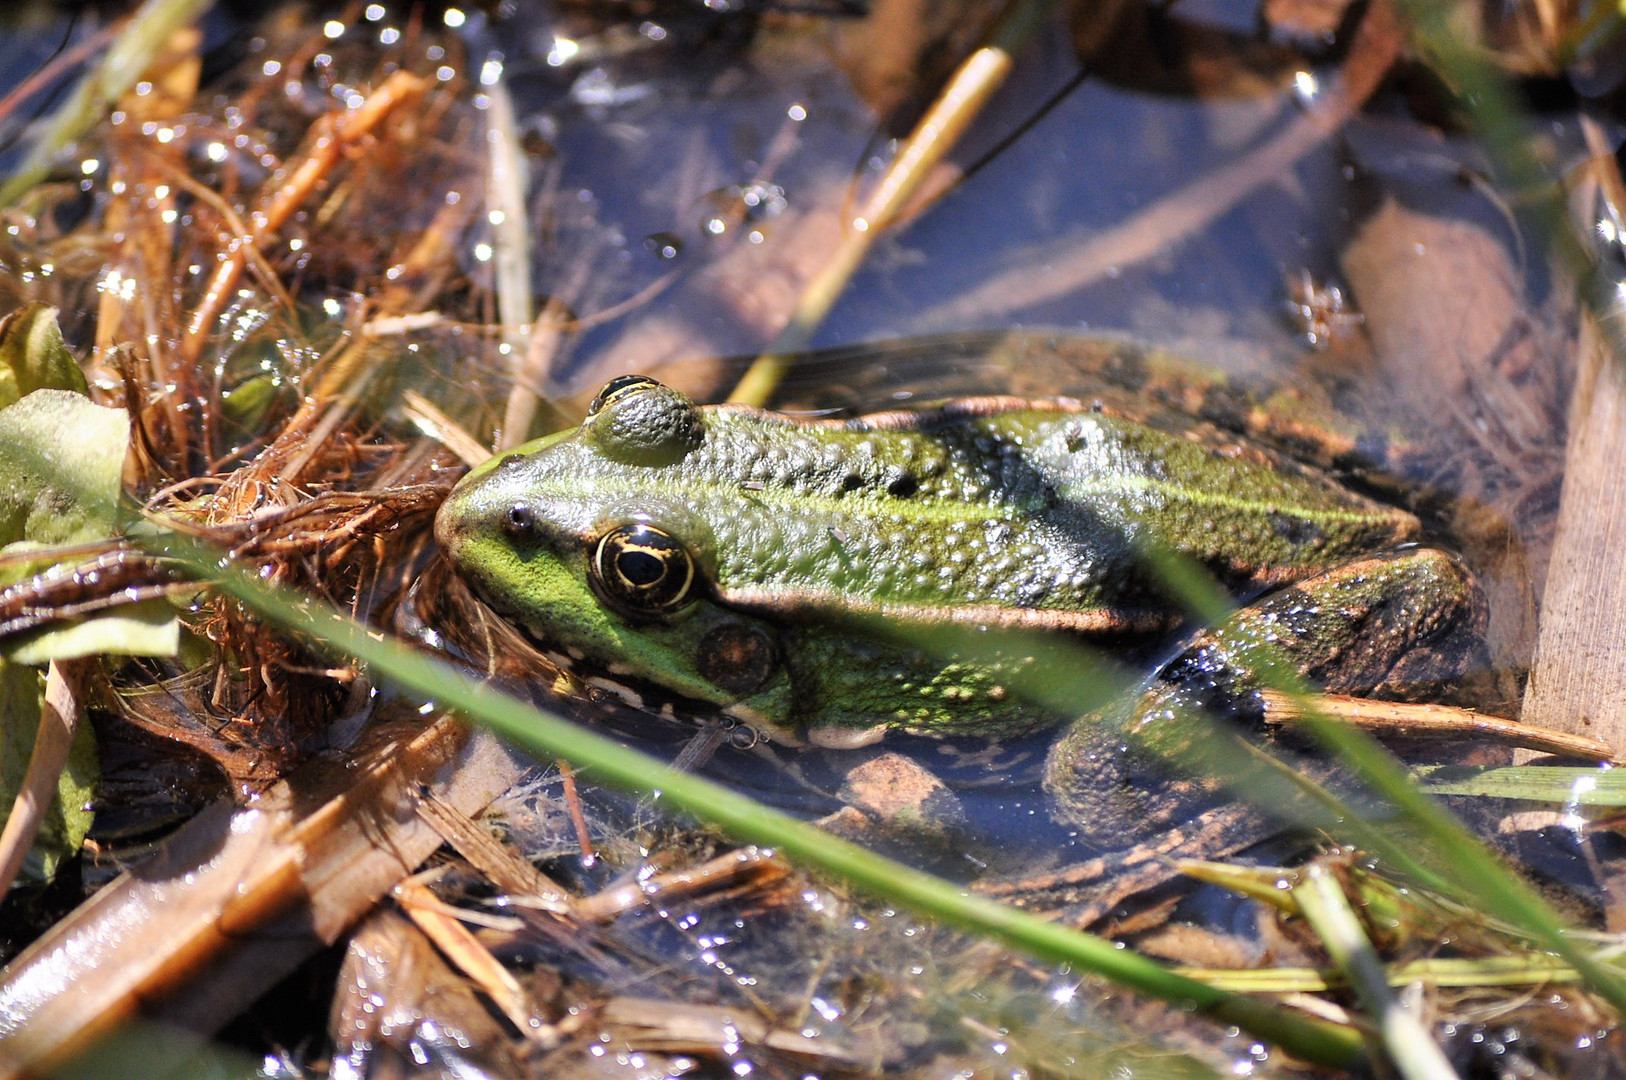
[0,661,87,897]
[395,880,545,1039]
[1179,953,1583,993]
[728,0,1060,407]
[1258,691,1619,762]
[1521,125,1626,747]
[558,761,597,864]
[181,70,429,363]
[401,389,494,468]
[484,78,543,449]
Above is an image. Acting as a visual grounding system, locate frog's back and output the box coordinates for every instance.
[680,398,1418,628]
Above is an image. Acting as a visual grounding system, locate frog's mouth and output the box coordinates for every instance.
[438,541,813,750]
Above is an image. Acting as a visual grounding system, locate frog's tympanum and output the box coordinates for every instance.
[435,374,1485,843]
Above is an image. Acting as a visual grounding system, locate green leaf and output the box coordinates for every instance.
[6,597,182,664]
[1417,764,1626,805]
[0,384,168,886]
[0,304,88,409]
[0,390,128,553]
[0,659,96,885]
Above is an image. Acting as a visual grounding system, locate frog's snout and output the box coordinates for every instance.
[433,477,481,564]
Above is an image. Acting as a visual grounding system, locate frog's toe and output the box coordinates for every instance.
[1043,705,1226,846]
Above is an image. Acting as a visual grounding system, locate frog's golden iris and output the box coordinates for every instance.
[591,522,697,617]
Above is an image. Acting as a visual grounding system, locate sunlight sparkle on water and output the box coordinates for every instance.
[548,38,580,66]
[323,20,345,39]
[1292,70,1319,105]
[1563,771,1599,829]
[443,8,466,27]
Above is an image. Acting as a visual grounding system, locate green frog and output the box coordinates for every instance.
[434,372,1486,844]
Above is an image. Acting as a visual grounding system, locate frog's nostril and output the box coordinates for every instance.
[504,502,537,540]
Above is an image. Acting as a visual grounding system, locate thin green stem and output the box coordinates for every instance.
[1297,865,1462,1080]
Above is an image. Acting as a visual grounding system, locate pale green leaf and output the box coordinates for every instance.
[6,598,182,664]
[1418,764,1626,805]
[0,303,88,409]
[0,389,129,551]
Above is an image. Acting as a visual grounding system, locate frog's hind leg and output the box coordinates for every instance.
[1044,548,1486,849]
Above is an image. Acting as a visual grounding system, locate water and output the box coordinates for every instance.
[0,1,1606,1076]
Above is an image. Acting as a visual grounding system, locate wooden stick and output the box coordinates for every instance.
[1258,690,1621,763]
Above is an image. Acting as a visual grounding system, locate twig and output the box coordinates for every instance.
[395,880,552,1041]
[558,761,596,865]
[1258,690,1621,763]
[484,76,545,449]
[401,389,493,468]
[573,847,789,923]
[0,660,89,897]
[728,0,1061,406]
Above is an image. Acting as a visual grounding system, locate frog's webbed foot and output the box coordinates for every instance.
[1045,548,1486,849]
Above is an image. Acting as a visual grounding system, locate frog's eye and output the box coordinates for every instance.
[591,523,697,616]
[583,376,703,465]
[588,375,665,416]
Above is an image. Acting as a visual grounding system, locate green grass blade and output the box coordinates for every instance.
[1418,764,1626,804]
[141,530,1365,1069]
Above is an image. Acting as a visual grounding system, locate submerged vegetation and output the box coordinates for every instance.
[0,1,1624,1077]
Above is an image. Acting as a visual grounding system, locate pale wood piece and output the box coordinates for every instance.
[0,717,527,1077]
[1522,312,1626,748]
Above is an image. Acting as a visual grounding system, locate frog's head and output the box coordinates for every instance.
[434,376,800,739]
